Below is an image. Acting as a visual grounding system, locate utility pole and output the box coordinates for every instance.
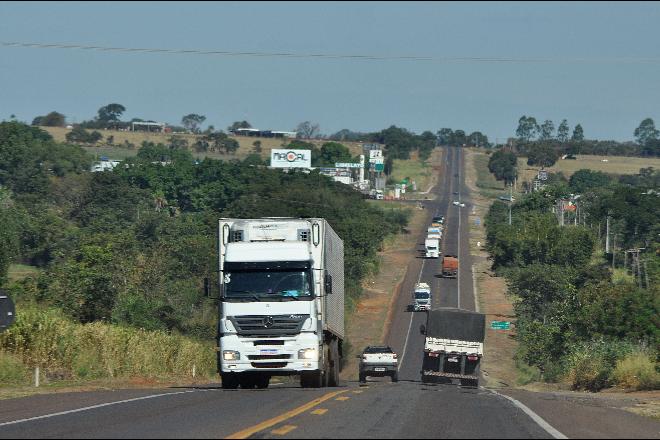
[605,216,611,254]
[508,183,513,225]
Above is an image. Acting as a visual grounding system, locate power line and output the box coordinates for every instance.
[2,41,660,64]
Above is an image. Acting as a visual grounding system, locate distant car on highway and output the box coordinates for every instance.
[359,346,398,383]
[452,201,465,207]
[498,195,515,202]
[432,215,445,224]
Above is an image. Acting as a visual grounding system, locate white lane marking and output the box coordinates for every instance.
[472,264,480,313]
[398,259,426,372]
[0,389,215,427]
[487,389,568,439]
[457,149,462,310]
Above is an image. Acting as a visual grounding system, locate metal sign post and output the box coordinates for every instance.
[0,290,16,332]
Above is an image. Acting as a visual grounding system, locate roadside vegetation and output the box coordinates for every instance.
[0,121,421,385]
[484,162,659,391]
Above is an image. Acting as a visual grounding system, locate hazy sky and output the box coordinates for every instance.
[1,1,659,142]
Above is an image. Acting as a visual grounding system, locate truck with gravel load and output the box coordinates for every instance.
[213,218,344,389]
[441,255,458,278]
[420,308,485,387]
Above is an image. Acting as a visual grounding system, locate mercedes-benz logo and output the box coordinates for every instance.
[263,316,274,328]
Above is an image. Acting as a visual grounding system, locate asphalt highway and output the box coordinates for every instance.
[1,147,657,439]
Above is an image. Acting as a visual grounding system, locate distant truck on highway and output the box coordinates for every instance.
[427,227,442,240]
[214,218,344,389]
[441,255,458,278]
[412,283,432,311]
[420,309,485,387]
[424,238,440,258]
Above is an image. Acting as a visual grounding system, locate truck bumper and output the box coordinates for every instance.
[219,333,321,374]
[360,363,398,376]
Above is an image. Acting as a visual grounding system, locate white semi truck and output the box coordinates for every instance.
[424,238,440,258]
[412,282,432,311]
[214,218,344,389]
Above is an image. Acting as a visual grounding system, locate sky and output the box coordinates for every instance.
[1,1,659,142]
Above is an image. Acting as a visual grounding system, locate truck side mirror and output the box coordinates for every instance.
[324,273,333,295]
[419,325,426,335]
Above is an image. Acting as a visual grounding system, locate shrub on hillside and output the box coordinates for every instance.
[612,351,660,391]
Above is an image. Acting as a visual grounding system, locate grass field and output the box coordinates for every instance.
[42,127,366,161]
[517,154,660,183]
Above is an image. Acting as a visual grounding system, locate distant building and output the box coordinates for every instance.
[91,159,120,172]
[230,128,297,138]
[131,121,166,132]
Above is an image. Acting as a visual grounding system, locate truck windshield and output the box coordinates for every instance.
[415,292,430,300]
[224,270,313,300]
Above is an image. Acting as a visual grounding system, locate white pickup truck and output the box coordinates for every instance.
[359,346,398,383]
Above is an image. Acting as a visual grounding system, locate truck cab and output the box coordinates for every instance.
[413,283,432,311]
[424,238,440,259]
[216,218,344,389]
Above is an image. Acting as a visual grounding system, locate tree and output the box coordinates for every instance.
[296,121,321,139]
[634,118,659,146]
[527,144,560,167]
[488,149,518,184]
[181,114,206,134]
[228,121,252,132]
[572,124,584,141]
[516,116,539,142]
[317,142,352,166]
[97,104,126,124]
[569,169,613,194]
[539,120,555,141]
[468,131,489,148]
[452,130,467,147]
[557,119,570,143]
[437,128,454,145]
[252,140,262,154]
[32,111,66,127]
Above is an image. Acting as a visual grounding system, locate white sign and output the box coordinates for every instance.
[335,162,363,168]
[369,150,383,162]
[370,157,384,165]
[270,149,312,169]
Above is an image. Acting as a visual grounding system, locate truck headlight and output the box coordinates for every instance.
[298,348,317,360]
[223,350,240,361]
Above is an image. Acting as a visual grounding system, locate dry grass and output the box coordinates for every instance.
[41,127,365,161]
[0,307,216,385]
[517,155,660,183]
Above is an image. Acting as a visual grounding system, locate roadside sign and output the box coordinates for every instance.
[0,291,16,332]
[335,162,363,168]
[475,217,481,226]
[374,163,385,172]
[490,321,511,330]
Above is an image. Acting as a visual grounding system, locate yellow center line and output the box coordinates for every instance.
[310,409,328,415]
[335,396,350,401]
[225,389,348,439]
[271,425,297,436]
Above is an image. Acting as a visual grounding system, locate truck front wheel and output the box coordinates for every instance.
[221,373,239,390]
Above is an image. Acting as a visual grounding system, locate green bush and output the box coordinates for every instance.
[563,340,634,391]
[613,351,660,391]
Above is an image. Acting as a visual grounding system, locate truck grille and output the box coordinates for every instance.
[229,315,309,337]
[248,354,292,360]
[251,362,288,369]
